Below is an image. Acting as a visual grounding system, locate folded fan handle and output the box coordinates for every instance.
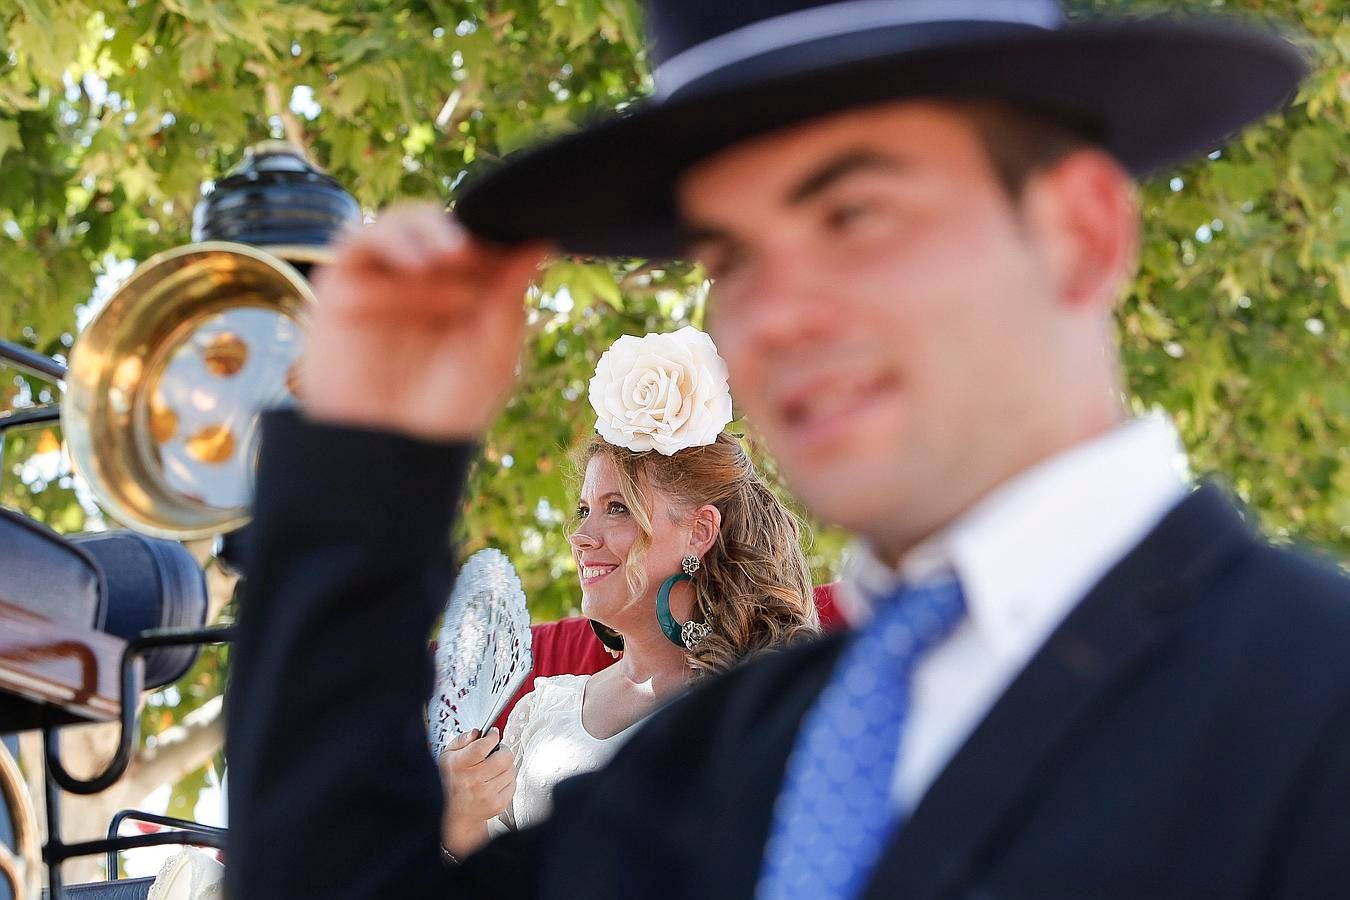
[476,664,530,756]
[477,710,505,757]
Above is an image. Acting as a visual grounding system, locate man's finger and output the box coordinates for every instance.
[339,221,430,272]
[487,241,555,300]
[472,242,552,353]
[411,205,466,254]
[398,206,466,262]
[334,206,460,274]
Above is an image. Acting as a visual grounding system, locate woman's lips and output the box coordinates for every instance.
[580,564,618,586]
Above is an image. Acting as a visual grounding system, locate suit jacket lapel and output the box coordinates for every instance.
[863,484,1256,900]
[707,634,849,898]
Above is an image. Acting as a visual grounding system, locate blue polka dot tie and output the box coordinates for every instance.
[756,578,967,900]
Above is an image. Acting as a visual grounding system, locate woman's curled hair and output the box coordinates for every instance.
[580,434,819,675]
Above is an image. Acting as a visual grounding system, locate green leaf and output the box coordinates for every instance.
[580,263,623,309]
[0,119,22,161]
[178,28,218,82]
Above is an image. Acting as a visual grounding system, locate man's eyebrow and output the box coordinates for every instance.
[786,150,905,205]
[682,221,732,249]
[678,151,904,250]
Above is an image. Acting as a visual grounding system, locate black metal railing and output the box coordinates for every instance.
[41,625,235,899]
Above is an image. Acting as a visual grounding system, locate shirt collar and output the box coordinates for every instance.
[840,414,1191,656]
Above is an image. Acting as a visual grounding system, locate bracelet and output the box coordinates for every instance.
[440,845,460,866]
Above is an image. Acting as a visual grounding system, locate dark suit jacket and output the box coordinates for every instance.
[226,412,1350,899]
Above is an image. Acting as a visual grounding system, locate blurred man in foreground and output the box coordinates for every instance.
[228,2,1350,898]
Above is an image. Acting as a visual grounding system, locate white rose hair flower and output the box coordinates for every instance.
[588,326,734,455]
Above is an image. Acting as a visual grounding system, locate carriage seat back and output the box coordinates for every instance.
[67,532,209,689]
[0,506,106,631]
[41,877,153,899]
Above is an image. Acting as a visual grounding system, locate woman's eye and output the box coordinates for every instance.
[575,505,589,520]
[606,501,628,515]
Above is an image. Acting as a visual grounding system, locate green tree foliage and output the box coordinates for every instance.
[1104,2,1350,551]
[0,0,1346,837]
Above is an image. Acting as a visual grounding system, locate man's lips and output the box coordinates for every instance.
[777,371,898,445]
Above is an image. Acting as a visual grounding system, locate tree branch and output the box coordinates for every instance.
[127,695,225,794]
[244,61,310,153]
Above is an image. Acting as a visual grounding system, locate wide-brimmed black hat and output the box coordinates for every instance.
[456,0,1306,259]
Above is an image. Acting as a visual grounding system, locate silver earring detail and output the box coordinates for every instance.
[681,620,711,651]
[681,554,700,576]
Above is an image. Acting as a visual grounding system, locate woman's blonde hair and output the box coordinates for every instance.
[578,433,819,675]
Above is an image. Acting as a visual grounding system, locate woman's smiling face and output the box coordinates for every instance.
[569,454,691,631]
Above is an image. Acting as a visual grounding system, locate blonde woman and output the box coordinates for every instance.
[438,327,818,857]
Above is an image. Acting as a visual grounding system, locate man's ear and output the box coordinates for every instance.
[689,504,722,558]
[1021,148,1140,312]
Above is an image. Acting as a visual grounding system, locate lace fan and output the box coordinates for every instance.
[429,548,534,759]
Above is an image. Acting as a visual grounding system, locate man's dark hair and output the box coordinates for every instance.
[957,101,1101,198]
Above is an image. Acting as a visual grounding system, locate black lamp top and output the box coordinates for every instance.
[192,142,361,249]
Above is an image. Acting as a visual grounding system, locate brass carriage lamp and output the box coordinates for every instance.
[62,143,360,540]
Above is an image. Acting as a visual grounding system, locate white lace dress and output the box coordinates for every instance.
[487,673,643,835]
[147,847,224,899]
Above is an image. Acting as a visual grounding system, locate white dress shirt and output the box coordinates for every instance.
[837,414,1191,810]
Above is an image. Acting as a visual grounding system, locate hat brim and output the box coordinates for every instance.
[456,17,1306,259]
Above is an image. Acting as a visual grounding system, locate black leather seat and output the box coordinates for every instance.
[68,532,209,688]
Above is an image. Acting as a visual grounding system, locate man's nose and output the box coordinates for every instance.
[726,248,832,352]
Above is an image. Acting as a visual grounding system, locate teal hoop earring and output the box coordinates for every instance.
[656,573,692,648]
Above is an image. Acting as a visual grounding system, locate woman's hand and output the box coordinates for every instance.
[438,728,516,857]
[303,204,553,442]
